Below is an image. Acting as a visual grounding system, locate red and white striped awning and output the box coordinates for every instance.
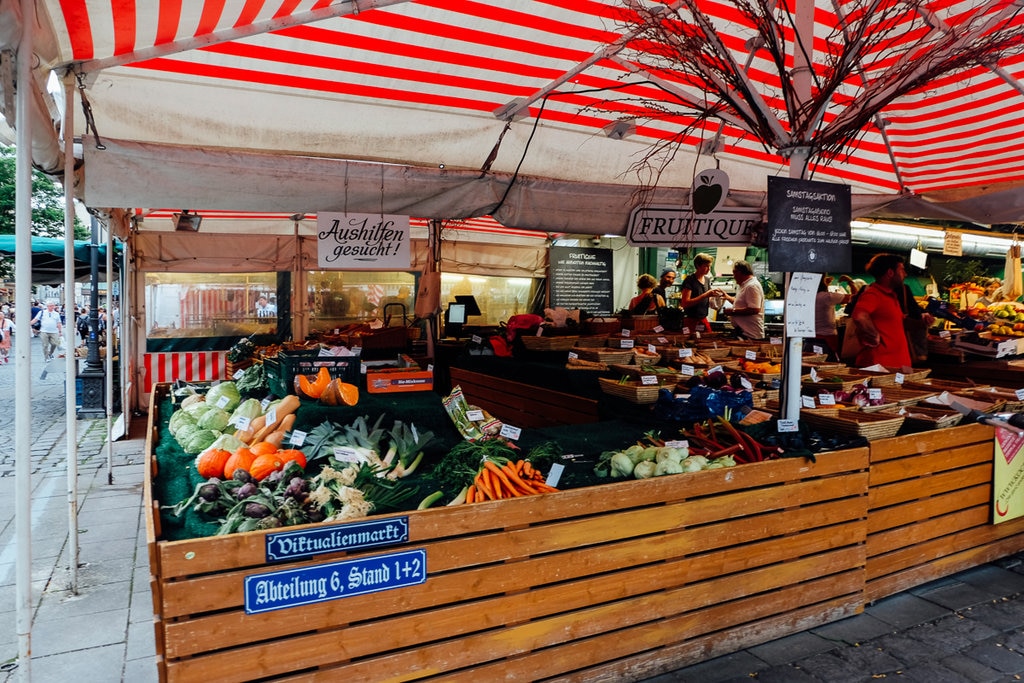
[6,0,1024,232]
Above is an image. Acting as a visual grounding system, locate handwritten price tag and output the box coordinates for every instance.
[819,393,836,405]
[657,337,669,344]
[621,339,635,349]
[679,365,695,376]
[334,446,364,463]
[546,462,565,488]
[740,377,753,390]
[710,365,723,375]
[810,367,820,382]
[665,440,688,449]
[895,372,905,384]
[812,345,824,355]
[471,334,483,344]
[621,329,631,337]
[640,375,659,385]
[261,398,272,410]
[678,348,693,358]
[770,337,783,345]
[1016,388,1024,401]
[802,395,816,408]
[234,416,252,430]
[568,351,579,360]
[777,419,799,433]
[653,325,664,333]
[290,429,307,446]
[216,395,231,409]
[648,344,657,354]
[466,409,485,421]
[265,409,277,427]
[233,369,246,380]
[868,388,883,400]
[499,424,522,440]
[745,350,757,360]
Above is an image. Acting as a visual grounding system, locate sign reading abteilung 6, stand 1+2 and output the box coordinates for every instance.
[244,548,427,614]
[626,169,761,247]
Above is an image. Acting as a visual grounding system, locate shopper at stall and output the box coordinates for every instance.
[255,295,277,320]
[815,275,857,357]
[850,253,912,368]
[0,310,12,363]
[722,261,764,339]
[629,274,666,314]
[679,253,723,333]
[652,268,676,302]
[31,300,63,361]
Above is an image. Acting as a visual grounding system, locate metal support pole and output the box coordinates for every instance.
[63,74,80,593]
[78,216,106,417]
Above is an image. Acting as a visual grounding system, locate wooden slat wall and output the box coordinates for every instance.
[449,367,599,428]
[148,432,868,682]
[866,423,1024,602]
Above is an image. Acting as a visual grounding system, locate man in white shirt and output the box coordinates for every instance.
[723,261,765,340]
[32,300,63,360]
[255,295,277,321]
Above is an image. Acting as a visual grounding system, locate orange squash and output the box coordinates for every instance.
[196,448,232,479]
[278,449,307,470]
[249,441,279,456]
[250,453,285,481]
[320,378,360,406]
[223,447,256,479]
[296,366,332,399]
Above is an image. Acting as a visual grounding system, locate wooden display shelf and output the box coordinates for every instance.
[449,367,599,428]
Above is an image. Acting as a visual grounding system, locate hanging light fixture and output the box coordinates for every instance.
[173,210,202,232]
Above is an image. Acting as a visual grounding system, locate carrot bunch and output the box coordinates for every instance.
[467,459,557,502]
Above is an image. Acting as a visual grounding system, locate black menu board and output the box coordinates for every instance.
[549,246,614,316]
[767,177,851,273]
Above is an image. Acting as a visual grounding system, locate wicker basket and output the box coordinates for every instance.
[958,386,1024,411]
[520,335,580,351]
[695,346,732,360]
[609,364,683,386]
[598,377,662,404]
[574,335,609,348]
[877,387,938,406]
[574,347,636,365]
[881,405,964,430]
[750,388,780,409]
[802,376,865,393]
[801,410,905,440]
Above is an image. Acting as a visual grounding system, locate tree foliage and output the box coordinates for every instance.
[0,145,87,238]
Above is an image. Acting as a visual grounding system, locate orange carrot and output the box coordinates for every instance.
[474,471,495,500]
[466,485,477,504]
[502,461,535,495]
[484,460,519,498]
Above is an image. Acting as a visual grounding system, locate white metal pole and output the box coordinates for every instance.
[106,225,115,481]
[63,74,81,593]
[15,0,36,676]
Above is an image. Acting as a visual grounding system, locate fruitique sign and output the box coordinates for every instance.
[626,169,761,247]
[244,548,426,614]
[317,212,411,269]
[992,428,1024,524]
[265,517,409,562]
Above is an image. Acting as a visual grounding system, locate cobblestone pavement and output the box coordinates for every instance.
[0,334,156,682]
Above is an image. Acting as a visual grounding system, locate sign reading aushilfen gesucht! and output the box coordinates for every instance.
[317,212,411,269]
[626,169,761,247]
[244,548,426,614]
[265,517,409,562]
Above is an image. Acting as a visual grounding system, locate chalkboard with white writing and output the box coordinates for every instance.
[549,246,614,316]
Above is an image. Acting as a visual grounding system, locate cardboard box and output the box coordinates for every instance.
[953,332,1019,358]
[366,354,433,393]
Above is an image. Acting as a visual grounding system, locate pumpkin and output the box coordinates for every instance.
[250,453,285,481]
[223,447,256,479]
[296,366,332,399]
[196,448,232,479]
[319,378,360,406]
[278,449,308,470]
[249,440,279,457]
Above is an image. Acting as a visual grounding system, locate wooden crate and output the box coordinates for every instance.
[450,368,599,428]
[146,385,870,683]
[865,424,1024,602]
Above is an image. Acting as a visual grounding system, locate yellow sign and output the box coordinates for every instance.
[993,427,1024,523]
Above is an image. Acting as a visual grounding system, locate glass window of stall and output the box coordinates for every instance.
[440,273,539,325]
[306,271,417,334]
[144,272,287,351]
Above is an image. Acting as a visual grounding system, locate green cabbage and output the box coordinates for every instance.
[184,401,215,419]
[183,429,219,455]
[206,382,241,412]
[175,423,201,449]
[168,410,197,438]
[197,407,231,432]
[230,398,264,426]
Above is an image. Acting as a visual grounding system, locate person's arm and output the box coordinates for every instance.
[852,305,880,347]
[838,274,858,296]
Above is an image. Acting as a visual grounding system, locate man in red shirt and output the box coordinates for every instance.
[851,253,911,368]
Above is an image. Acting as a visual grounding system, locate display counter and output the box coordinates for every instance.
[145,384,1024,682]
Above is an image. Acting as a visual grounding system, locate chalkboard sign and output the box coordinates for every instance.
[549,246,614,316]
[767,177,851,273]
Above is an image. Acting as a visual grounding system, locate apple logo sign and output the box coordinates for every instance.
[691,169,729,215]
[808,249,817,262]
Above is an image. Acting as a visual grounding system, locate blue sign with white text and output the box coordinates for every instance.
[265,516,409,562]
[244,548,427,614]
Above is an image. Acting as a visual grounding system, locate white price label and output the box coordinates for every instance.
[568,351,579,360]
[868,388,883,400]
[740,377,753,390]
[234,415,252,430]
[679,365,695,376]
[290,429,307,446]
[535,326,544,337]
[427,363,434,372]
[682,327,691,335]
[621,339,635,349]
[664,439,689,449]
[802,395,816,408]
[1016,388,1024,401]
[499,424,522,440]
[466,409,485,421]
[216,395,230,409]
[471,334,483,344]
[648,344,658,354]
[260,398,272,410]
[770,337,783,345]
[546,462,565,487]
[653,325,664,333]
[361,363,367,374]
[810,367,820,382]
[640,375,659,385]
[657,337,669,344]
[812,345,824,355]
[710,365,723,375]
[621,329,631,337]
[334,446,363,463]
[333,328,340,335]
[745,350,757,360]
[778,419,800,433]
[895,372,905,384]
[939,330,951,339]
[265,409,277,427]
[678,347,693,358]
[232,369,246,380]
[819,393,836,405]
[694,330,702,339]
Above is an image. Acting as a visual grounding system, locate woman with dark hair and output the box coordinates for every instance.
[629,274,666,314]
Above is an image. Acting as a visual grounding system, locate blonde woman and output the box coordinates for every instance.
[629,274,666,314]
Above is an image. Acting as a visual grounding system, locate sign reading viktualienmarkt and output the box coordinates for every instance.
[317,212,411,269]
[767,177,851,273]
[627,169,761,247]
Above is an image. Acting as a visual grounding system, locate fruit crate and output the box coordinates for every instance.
[264,348,361,397]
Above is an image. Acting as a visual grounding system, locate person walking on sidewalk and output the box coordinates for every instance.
[32,300,63,361]
[0,310,12,363]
